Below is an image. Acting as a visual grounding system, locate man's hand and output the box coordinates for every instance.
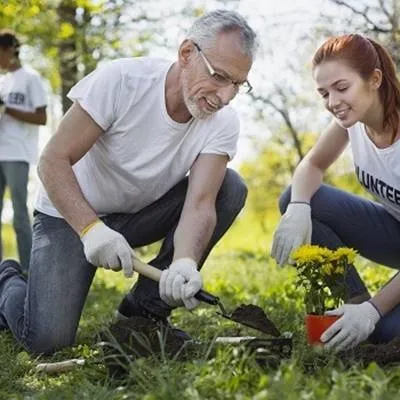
[271,202,312,266]
[159,258,202,310]
[320,301,381,351]
[80,220,134,278]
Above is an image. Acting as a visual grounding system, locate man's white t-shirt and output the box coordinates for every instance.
[348,122,400,221]
[35,58,240,217]
[0,67,47,164]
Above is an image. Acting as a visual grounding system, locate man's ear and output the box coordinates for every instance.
[370,68,382,90]
[178,39,195,67]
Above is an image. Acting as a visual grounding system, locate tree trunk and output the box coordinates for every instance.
[57,2,78,114]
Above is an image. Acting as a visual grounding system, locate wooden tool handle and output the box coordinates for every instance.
[131,254,219,305]
[132,255,162,281]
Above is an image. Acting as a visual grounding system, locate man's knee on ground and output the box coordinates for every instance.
[25,334,74,356]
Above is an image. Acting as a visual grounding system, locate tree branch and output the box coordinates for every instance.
[378,0,392,22]
[329,0,391,33]
[249,93,304,161]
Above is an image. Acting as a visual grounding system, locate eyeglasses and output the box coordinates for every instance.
[193,43,252,94]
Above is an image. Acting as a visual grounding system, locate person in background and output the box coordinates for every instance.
[0,29,47,271]
[0,10,257,354]
[272,34,400,351]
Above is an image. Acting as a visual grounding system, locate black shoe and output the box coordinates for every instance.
[116,294,192,342]
[116,293,163,321]
[101,312,194,378]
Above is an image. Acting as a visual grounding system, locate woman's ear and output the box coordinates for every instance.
[370,68,383,90]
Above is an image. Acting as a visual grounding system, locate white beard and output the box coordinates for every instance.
[182,76,213,120]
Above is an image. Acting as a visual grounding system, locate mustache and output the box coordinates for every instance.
[204,96,223,109]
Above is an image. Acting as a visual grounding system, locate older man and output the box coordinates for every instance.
[0,10,257,354]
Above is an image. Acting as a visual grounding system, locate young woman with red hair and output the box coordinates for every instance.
[271,34,400,351]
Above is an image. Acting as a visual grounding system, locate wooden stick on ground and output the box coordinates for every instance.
[35,358,85,374]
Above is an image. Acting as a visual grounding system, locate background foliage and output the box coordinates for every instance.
[1,0,400,398]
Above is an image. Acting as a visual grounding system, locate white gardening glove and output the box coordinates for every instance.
[80,220,134,278]
[271,202,312,266]
[320,301,381,351]
[159,258,202,310]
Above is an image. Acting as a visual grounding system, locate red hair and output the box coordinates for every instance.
[313,34,400,143]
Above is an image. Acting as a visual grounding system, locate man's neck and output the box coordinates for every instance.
[165,63,192,123]
[8,60,21,72]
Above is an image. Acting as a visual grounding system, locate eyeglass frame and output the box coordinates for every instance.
[193,42,253,94]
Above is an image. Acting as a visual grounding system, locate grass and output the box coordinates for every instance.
[0,216,399,399]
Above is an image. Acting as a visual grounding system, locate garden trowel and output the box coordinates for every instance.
[131,254,281,336]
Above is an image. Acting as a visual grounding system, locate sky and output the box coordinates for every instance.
[229,0,332,166]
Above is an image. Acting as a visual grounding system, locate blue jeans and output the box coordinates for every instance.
[0,169,247,354]
[0,161,32,271]
[280,184,400,343]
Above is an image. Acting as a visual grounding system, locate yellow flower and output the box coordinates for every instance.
[334,266,345,274]
[331,247,358,264]
[321,263,333,276]
[291,244,358,314]
[291,244,333,264]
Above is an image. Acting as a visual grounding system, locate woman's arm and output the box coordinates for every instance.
[371,272,400,315]
[291,118,349,201]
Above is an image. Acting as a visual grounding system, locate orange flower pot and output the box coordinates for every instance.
[305,314,340,345]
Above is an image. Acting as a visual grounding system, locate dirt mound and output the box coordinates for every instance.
[338,336,400,366]
[98,316,192,377]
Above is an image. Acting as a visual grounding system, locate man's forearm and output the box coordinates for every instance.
[5,107,46,125]
[173,205,217,263]
[38,154,98,234]
[371,272,400,316]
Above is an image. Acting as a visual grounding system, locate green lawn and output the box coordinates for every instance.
[0,219,399,399]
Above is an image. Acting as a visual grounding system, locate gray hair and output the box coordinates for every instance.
[186,10,257,59]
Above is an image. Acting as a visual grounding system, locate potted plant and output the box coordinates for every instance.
[290,245,358,345]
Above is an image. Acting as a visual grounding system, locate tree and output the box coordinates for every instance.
[321,0,400,66]
[0,0,179,113]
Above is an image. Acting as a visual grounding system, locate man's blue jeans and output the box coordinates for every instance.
[0,169,247,354]
[280,184,400,343]
[0,161,32,271]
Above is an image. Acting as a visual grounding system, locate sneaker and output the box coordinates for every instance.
[116,293,192,342]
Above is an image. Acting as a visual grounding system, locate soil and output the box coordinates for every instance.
[98,312,400,376]
[337,336,400,366]
[228,304,281,337]
[98,316,193,377]
[97,305,287,377]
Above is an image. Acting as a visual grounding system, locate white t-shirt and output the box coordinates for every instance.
[35,58,239,218]
[0,67,47,164]
[348,122,400,221]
